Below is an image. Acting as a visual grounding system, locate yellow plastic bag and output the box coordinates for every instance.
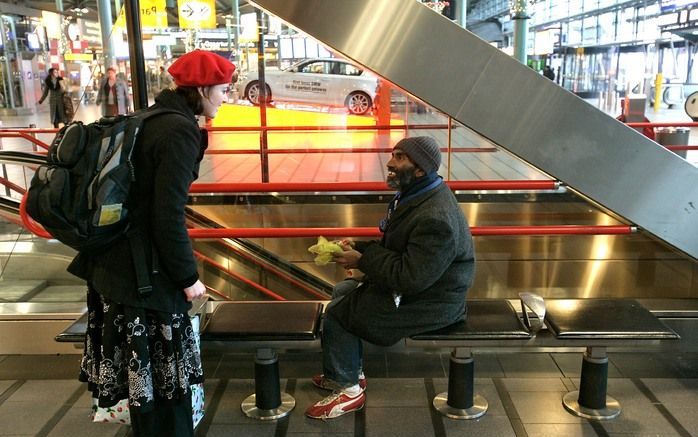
[308,236,343,266]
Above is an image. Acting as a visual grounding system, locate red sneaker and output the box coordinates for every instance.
[311,373,367,391]
[305,390,366,419]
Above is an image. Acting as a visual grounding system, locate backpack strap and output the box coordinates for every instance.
[127,229,152,297]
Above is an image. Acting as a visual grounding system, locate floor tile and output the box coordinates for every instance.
[509,390,583,424]
[364,406,435,437]
[500,377,568,392]
[524,423,598,437]
[0,354,81,380]
[498,353,564,378]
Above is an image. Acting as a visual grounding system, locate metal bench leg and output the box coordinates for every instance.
[563,346,621,420]
[433,347,488,419]
[241,348,296,420]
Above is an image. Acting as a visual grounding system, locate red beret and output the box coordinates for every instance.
[168,50,236,87]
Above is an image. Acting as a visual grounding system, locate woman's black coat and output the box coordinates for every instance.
[69,90,203,314]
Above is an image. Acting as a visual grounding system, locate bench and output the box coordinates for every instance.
[56,297,679,422]
[406,297,679,421]
[200,301,323,420]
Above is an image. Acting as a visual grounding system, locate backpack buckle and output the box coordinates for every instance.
[137,285,153,296]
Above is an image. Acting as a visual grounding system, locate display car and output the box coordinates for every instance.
[237,58,378,115]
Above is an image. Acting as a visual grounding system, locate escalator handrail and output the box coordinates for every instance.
[189,180,559,193]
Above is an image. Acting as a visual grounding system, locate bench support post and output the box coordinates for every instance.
[433,348,488,420]
[241,348,295,420]
[563,347,621,420]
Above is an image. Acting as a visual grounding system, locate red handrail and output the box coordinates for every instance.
[187,225,634,239]
[19,194,52,239]
[195,251,285,301]
[204,284,233,301]
[626,122,698,128]
[0,132,51,150]
[207,123,450,132]
[195,233,328,299]
[189,180,558,193]
[664,145,698,151]
[204,147,498,155]
[0,176,26,196]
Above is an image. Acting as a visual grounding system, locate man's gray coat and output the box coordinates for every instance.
[328,183,475,346]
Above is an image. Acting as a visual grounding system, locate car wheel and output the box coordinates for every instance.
[245,81,271,105]
[345,91,372,115]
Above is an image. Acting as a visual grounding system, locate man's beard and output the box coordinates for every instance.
[387,166,417,190]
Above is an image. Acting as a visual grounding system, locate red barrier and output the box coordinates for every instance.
[204,147,498,155]
[207,123,450,132]
[187,225,634,239]
[189,180,559,193]
[19,194,52,239]
[204,284,233,301]
[626,122,698,128]
[200,235,328,299]
[195,251,286,301]
[0,177,26,196]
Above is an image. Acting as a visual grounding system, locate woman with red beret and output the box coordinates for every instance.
[71,50,235,436]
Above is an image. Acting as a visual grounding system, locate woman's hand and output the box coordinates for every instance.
[183,279,206,302]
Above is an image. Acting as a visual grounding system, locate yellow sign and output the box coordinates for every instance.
[64,53,93,61]
[178,0,217,29]
[114,0,167,30]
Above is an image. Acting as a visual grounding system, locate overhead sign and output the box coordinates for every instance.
[64,53,93,61]
[115,0,167,30]
[178,0,217,29]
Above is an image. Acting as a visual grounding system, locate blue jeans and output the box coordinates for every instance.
[322,312,363,388]
[322,278,363,388]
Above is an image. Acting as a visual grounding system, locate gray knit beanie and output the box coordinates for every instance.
[394,136,441,173]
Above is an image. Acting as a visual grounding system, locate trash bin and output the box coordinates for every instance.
[655,127,690,158]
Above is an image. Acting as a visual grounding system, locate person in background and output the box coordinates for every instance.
[543,65,556,81]
[95,67,130,116]
[70,50,235,436]
[305,136,475,420]
[37,68,67,128]
[159,65,174,92]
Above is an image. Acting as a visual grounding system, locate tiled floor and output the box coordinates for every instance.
[0,350,697,436]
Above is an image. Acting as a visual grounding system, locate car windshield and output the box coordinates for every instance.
[284,60,363,76]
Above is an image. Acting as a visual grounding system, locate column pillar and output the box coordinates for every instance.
[511,0,530,65]
[96,0,114,68]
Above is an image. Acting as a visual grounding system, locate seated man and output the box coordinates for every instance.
[306,136,475,419]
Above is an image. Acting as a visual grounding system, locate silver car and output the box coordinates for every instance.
[238,58,378,115]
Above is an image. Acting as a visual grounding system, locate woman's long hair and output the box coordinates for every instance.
[175,86,204,115]
[44,68,62,90]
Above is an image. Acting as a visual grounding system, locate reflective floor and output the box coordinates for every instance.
[0,348,697,436]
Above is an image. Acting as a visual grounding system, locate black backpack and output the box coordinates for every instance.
[26,108,183,253]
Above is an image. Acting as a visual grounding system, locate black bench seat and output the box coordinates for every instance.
[54,311,88,344]
[544,298,679,420]
[201,301,323,420]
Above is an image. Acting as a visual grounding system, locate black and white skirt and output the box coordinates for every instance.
[79,287,203,413]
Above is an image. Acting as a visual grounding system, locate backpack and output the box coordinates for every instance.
[26,108,183,254]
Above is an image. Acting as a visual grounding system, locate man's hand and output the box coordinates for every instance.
[183,279,206,302]
[333,241,362,269]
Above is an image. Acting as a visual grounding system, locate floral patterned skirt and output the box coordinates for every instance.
[79,287,203,414]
